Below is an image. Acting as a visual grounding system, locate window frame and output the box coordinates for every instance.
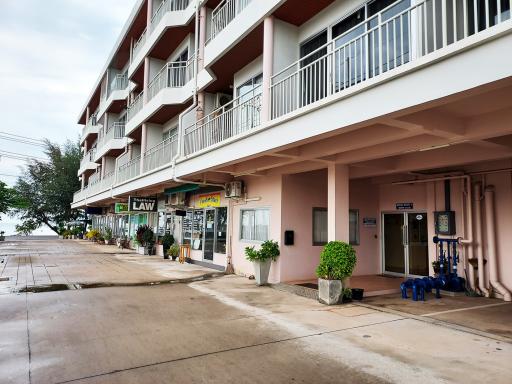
[239,207,270,243]
[349,209,360,246]
[312,207,328,246]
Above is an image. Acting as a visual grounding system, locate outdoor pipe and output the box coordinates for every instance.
[473,182,489,296]
[484,186,511,301]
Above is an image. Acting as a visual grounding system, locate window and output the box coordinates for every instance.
[313,208,328,246]
[349,209,360,245]
[215,207,228,254]
[192,209,204,250]
[240,208,269,242]
[182,210,193,245]
[163,127,178,141]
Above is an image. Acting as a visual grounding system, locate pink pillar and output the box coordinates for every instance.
[197,92,205,120]
[104,112,109,134]
[101,157,106,179]
[146,0,153,26]
[140,123,147,172]
[198,6,207,71]
[261,16,274,123]
[81,175,85,190]
[327,163,350,242]
[85,106,90,123]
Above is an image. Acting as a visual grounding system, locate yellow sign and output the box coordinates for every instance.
[198,193,221,208]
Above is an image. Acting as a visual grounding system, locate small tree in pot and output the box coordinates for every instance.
[162,234,174,259]
[245,240,280,286]
[167,244,180,261]
[316,241,357,305]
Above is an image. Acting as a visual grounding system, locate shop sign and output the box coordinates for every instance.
[197,192,221,208]
[115,203,129,214]
[396,202,413,210]
[128,196,158,212]
[363,217,377,227]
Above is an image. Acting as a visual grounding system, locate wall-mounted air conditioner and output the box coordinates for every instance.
[168,192,186,206]
[225,181,243,199]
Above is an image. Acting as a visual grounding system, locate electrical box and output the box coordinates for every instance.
[284,230,294,246]
[434,211,456,235]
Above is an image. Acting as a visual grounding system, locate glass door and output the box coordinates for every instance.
[383,212,429,276]
[203,209,215,261]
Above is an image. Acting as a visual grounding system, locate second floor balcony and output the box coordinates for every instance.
[80,114,99,145]
[208,0,253,43]
[147,57,195,102]
[95,122,127,161]
[78,147,98,175]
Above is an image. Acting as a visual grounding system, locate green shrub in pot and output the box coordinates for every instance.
[245,240,280,285]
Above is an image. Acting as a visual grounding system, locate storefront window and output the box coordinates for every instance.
[182,211,193,245]
[215,207,227,254]
[240,208,269,242]
[192,209,204,250]
[349,209,360,245]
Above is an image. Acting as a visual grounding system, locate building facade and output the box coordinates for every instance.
[73,0,512,299]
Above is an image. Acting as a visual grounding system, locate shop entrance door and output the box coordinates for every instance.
[203,209,215,261]
[383,212,429,277]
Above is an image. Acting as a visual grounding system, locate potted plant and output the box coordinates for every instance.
[0,231,5,242]
[103,227,113,245]
[136,225,155,255]
[162,234,174,258]
[167,244,180,261]
[432,260,441,275]
[316,241,357,305]
[245,240,280,286]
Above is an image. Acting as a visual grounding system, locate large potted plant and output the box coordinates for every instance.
[162,234,174,259]
[103,227,113,245]
[167,244,180,261]
[136,225,155,255]
[316,241,357,305]
[245,240,280,286]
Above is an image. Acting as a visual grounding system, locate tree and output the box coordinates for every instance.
[0,181,22,218]
[13,140,81,234]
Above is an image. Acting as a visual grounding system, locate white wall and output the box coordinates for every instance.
[273,19,299,75]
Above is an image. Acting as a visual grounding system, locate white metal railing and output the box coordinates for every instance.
[107,74,128,97]
[127,92,144,121]
[147,56,195,101]
[101,171,115,191]
[184,84,262,155]
[117,156,141,184]
[132,28,147,60]
[143,135,179,173]
[271,0,512,119]
[150,0,190,33]
[80,147,97,169]
[86,113,97,127]
[98,122,126,149]
[209,0,252,42]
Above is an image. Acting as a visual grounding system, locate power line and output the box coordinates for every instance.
[0,131,45,144]
[0,135,47,148]
[0,150,47,162]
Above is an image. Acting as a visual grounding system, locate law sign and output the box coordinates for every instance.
[128,196,158,212]
[115,203,129,214]
[198,192,221,208]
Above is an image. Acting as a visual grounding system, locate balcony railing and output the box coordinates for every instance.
[117,156,141,184]
[107,74,128,98]
[143,135,179,173]
[132,28,147,61]
[209,0,252,42]
[147,57,195,101]
[127,92,144,121]
[101,171,115,191]
[271,0,511,119]
[80,147,97,169]
[150,0,190,33]
[184,85,262,155]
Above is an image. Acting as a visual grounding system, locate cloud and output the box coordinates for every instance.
[0,0,137,186]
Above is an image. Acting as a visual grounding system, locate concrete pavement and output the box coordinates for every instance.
[1,240,511,383]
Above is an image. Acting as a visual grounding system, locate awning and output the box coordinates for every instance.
[164,184,199,195]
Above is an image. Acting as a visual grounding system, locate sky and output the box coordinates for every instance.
[0,0,137,234]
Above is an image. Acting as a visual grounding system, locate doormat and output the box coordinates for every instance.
[296,282,318,290]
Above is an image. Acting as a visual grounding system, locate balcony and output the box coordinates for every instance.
[95,122,127,161]
[127,92,144,122]
[271,0,512,120]
[148,58,195,101]
[78,147,98,175]
[117,155,141,184]
[143,135,179,173]
[184,84,262,155]
[132,28,147,62]
[150,0,191,34]
[80,114,99,145]
[208,0,253,43]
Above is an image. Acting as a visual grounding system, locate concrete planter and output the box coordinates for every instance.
[156,244,164,257]
[137,246,145,255]
[253,259,272,286]
[318,278,343,305]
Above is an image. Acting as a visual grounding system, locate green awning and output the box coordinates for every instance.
[164,184,200,195]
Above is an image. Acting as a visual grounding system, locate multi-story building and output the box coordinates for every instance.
[73,0,512,299]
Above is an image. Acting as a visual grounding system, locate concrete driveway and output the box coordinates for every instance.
[1,240,511,384]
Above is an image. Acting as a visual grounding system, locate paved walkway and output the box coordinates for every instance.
[0,239,221,294]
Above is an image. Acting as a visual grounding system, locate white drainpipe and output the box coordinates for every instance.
[484,186,511,301]
[473,183,489,297]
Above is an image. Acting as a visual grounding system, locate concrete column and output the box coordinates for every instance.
[143,57,150,105]
[85,106,90,123]
[327,163,350,242]
[104,112,109,134]
[140,123,147,172]
[198,6,207,71]
[261,16,274,123]
[81,175,85,190]
[101,157,106,179]
[147,0,153,26]
[197,91,205,120]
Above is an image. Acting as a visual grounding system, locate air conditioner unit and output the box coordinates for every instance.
[225,181,243,199]
[168,192,186,207]
[215,92,233,108]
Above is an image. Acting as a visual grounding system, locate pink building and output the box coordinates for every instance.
[73,0,512,300]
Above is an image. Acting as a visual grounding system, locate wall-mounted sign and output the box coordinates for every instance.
[128,196,158,212]
[197,192,221,208]
[363,217,377,227]
[396,202,414,210]
[115,203,129,214]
